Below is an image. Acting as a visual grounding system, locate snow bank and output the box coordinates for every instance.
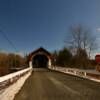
[0,71,31,100]
[49,66,100,83]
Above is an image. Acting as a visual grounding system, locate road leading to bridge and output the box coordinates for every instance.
[14,69,100,100]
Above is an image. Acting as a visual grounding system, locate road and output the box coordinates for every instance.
[14,69,100,100]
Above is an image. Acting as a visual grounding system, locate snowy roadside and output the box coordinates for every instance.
[0,71,31,100]
[49,66,100,83]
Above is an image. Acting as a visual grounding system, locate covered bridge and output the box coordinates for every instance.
[28,47,52,68]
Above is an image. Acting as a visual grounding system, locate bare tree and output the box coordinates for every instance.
[65,24,96,58]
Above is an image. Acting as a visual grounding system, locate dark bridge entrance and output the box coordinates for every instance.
[32,54,48,68]
[28,47,52,68]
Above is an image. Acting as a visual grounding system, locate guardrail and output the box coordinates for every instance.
[0,67,32,90]
[50,66,100,82]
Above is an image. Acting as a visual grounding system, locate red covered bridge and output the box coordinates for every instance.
[28,47,53,68]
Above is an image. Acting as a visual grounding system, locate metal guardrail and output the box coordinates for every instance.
[0,67,32,90]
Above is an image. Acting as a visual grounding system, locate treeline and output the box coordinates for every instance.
[52,47,97,69]
[0,52,28,76]
[52,24,97,69]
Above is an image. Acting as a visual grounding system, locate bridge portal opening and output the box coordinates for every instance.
[28,47,52,68]
[32,54,49,68]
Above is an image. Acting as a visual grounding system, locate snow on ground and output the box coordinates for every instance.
[50,67,100,83]
[0,71,31,100]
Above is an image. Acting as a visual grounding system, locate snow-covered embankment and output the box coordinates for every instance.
[49,66,100,83]
[0,68,32,100]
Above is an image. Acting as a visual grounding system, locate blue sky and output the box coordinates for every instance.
[0,0,100,57]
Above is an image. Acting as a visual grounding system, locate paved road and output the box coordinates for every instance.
[14,69,100,100]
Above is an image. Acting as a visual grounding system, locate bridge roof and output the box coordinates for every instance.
[28,47,52,61]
